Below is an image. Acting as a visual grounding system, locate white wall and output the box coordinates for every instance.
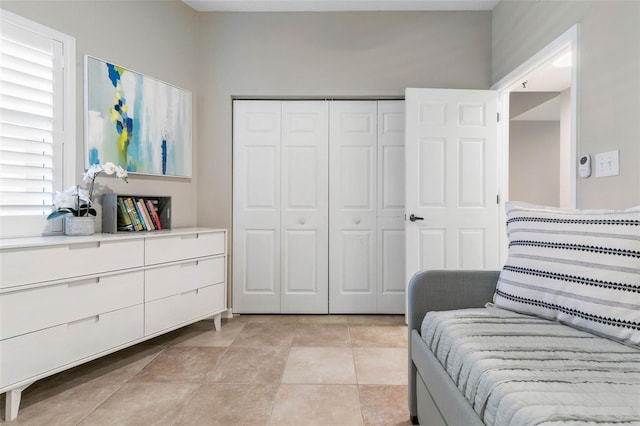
[493,0,640,208]
[195,11,492,231]
[509,120,561,206]
[2,3,636,214]
[0,6,493,232]
[0,0,201,230]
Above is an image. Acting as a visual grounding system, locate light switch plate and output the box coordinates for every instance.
[595,150,619,177]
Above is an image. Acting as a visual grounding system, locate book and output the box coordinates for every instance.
[121,197,138,230]
[131,198,147,230]
[117,198,134,231]
[124,197,144,231]
[137,199,155,231]
[146,199,163,230]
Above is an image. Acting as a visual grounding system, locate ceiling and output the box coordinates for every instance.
[512,96,562,121]
[510,50,572,93]
[510,48,572,121]
[181,0,501,12]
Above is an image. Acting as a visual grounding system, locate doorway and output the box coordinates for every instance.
[493,25,577,207]
[508,47,573,208]
[492,24,578,260]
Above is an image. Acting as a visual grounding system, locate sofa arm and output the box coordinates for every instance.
[407,269,500,334]
[407,270,500,422]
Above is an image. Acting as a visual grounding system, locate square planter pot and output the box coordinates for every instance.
[64,216,95,236]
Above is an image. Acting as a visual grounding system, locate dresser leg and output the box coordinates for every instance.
[213,313,222,331]
[4,383,31,421]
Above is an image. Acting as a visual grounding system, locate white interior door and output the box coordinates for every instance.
[376,101,406,313]
[405,88,501,294]
[280,101,329,313]
[233,101,282,313]
[329,101,378,313]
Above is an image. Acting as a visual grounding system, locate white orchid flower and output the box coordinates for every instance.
[77,187,91,204]
[49,163,128,220]
[83,164,102,184]
[115,166,128,181]
[52,186,77,208]
[101,162,118,175]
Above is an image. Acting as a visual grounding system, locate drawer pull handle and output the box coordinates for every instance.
[68,315,100,326]
[181,261,199,268]
[68,242,101,250]
[68,277,100,287]
[180,289,199,296]
[181,234,198,240]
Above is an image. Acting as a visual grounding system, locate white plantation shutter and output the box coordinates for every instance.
[1,22,56,216]
[0,10,75,237]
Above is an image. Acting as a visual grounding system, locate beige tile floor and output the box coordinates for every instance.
[1,315,411,425]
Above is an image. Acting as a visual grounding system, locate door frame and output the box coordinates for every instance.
[491,24,579,264]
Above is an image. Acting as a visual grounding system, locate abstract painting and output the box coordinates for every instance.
[84,55,192,177]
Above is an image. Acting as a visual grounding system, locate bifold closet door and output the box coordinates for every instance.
[280,101,329,313]
[328,100,406,314]
[233,100,329,313]
[233,101,282,313]
[329,101,378,313]
[376,101,406,313]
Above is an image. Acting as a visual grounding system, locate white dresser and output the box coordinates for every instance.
[0,228,227,421]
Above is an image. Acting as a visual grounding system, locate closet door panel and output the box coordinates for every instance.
[243,229,278,293]
[377,219,406,313]
[245,146,278,209]
[283,230,318,291]
[340,146,374,209]
[329,101,377,313]
[340,230,374,292]
[377,101,406,313]
[281,101,328,313]
[380,146,404,210]
[233,101,282,313]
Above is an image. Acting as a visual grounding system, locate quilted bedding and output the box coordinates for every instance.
[421,307,640,425]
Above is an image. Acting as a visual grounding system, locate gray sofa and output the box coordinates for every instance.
[407,270,500,426]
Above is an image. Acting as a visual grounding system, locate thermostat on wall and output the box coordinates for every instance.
[579,154,591,178]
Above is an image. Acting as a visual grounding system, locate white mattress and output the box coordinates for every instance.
[421,307,640,425]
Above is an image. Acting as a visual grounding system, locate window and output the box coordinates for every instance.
[0,10,75,238]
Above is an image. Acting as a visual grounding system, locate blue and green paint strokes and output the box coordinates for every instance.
[90,62,167,174]
[106,63,134,169]
[86,57,190,177]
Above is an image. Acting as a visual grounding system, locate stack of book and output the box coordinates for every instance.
[117,197,163,232]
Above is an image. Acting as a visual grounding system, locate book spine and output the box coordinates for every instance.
[132,198,147,231]
[125,198,144,231]
[117,198,134,231]
[122,198,137,230]
[146,199,163,230]
[137,199,155,231]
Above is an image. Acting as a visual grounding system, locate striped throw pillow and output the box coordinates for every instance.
[494,201,640,347]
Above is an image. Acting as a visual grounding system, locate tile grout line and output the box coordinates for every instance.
[73,344,169,425]
[267,320,296,426]
[348,323,367,425]
[171,337,233,424]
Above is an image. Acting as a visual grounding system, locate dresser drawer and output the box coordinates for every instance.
[0,239,144,289]
[0,304,143,389]
[145,257,225,302]
[145,283,225,336]
[0,271,143,341]
[145,231,225,265]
